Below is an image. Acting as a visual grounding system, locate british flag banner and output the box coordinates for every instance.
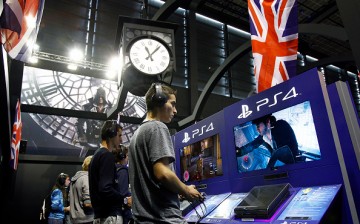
[248,0,298,92]
[0,0,44,62]
[10,99,22,170]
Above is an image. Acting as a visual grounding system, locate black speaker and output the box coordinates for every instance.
[19,140,27,154]
[104,120,119,139]
[151,83,168,107]
[118,144,127,160]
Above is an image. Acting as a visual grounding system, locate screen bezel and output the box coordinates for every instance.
[174,111,230,191]
[232,101,322,174]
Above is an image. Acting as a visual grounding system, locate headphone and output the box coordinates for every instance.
[118,144,127,160]
[103,120,119,140]
[151,83,168,108]
[57,173,67,186]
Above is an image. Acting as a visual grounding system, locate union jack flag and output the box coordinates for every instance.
[10,99,22,170]
[0,0,45,62]
[248,0,298,92]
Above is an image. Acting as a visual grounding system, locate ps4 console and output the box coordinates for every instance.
[234,183,290,219]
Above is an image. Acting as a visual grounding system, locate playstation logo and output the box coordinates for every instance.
[238,104,253,119]
[182,132,191,143]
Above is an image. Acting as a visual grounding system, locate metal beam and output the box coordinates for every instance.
[299,24,348,42]
[0,47,11,163]
[106,83,128,119]
[337,0,360,72]
[297,54,354,74]
[152,0,190,21]
[187,0,206,112]
[178,40,252,127]
[21,104,144,124]
[303,1,338,23]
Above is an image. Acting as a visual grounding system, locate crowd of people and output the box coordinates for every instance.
[46,83,203,224]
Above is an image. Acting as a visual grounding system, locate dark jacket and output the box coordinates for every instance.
[89,147,123,218]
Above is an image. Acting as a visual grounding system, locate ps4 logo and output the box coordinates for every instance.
[182,122,215,143]
[238,87,299,119]
[238,105,252,119]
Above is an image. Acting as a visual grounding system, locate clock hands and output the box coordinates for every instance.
[145,46,153,61]
[145,45,161,61]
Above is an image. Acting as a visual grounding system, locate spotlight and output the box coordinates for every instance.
[29,56,38,64]
[67,64,77,70]
[106,56,122,79]
[33,44,40,52]
[69,48,83,61]
[25,15,36,29]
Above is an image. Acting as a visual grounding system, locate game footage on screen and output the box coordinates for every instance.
[234,101,321,173]
[180,134,223,182]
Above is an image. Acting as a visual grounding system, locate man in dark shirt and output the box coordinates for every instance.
[89,120,123,224]
[129,83,203,223]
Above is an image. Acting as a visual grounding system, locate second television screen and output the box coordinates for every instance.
[179,134,223,182]
[234,101,321,173]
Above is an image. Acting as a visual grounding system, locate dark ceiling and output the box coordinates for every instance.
[35,0,355,73]
[194,0,352,62]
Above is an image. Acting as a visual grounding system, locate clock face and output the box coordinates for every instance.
[21,66,146,155]
[129,38,170,75]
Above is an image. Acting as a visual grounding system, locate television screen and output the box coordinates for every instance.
[179,134,223,182]
[233,101,321,173]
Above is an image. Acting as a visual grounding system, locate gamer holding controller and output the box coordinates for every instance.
[129,83,204,223]
[235,114,300,168]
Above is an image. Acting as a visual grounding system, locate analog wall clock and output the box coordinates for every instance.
[116,17,177,96]
[129,37,171,75]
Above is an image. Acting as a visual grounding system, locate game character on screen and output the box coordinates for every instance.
[236,114,300,168]
[76,87,112,157]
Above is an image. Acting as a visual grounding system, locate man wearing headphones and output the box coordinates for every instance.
[129,83,203,223]
[89,120,124,224]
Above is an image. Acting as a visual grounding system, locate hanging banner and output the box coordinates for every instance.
[248,0,298,92]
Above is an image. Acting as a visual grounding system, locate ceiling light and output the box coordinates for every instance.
[33,43,40,52]
[69,48,84,61]
[29,56,38,64]
[106,56,123,79]
[67,64,78,70]
[26,15,37,29]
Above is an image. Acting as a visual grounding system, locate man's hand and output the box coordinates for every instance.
[182,185,203,202]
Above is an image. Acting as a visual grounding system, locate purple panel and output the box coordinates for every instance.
[174,111,231,195]
[223,68,342,193]
[327,83,360,221]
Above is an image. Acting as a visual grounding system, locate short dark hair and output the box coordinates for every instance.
[252,114,276,126]
[113,144,128,162]
[145,83,177,112]
[101,120,123,141]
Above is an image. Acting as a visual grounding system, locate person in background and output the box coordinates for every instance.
[113,144,133,224]
[129,83,203,223]
[89,120,124,224]
[48,173,71,224]
[69,156,94,224]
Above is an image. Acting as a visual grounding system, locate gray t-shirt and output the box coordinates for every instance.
[129,120,185,223]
